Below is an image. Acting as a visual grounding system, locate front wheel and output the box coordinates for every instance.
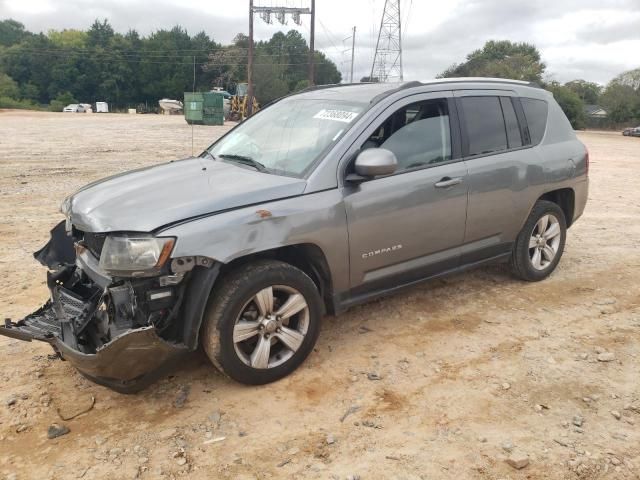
[201,260,322,385]
[510,200,567,281]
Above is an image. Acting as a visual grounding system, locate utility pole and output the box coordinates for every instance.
[350,26,356,83]
[308,0,315,86]
[370,0,403,82]
[248,0,254,116]
[249,2,315,102]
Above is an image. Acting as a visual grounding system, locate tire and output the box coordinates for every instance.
[201,260,322,385]
[510,200,567,282]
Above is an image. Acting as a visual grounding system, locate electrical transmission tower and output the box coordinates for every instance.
[370,0,403,82]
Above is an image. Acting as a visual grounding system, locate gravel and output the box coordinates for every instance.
[506,450,530,469]
[1,118,638,480]
[597,352,616,362]
[47,423,70,439]
[572,415,584,427]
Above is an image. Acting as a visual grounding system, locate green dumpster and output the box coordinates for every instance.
[184,92,204,125]
[202,92,225,126]
[184,92,224,126]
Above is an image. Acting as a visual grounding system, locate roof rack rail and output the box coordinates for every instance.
[369,81,423,104]
[429,77,543,89]
[300,82,370,93]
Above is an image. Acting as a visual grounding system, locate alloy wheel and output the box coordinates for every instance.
[232,285,310,369]
[528,213,562,270]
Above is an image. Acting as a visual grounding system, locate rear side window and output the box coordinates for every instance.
[521,98,548,145]
[460,96,507,156]
[500,97,523,149]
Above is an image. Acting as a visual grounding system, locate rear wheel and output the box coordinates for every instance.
[201,260,322,385]
[510,200,567,281]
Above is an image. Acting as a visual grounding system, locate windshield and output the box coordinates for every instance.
[206,98,366,176]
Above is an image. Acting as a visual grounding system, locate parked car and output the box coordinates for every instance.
[622,126,640,136]
[1,79,588,393]
[62,104,85,113]
[212,89,232,118]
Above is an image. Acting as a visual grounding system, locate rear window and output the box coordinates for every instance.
[460,96,507,156]
[521,98,548,145]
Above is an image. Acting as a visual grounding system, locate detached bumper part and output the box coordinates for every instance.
[56,327,188,393]
[2,303,61,342]
[2,304,188,393]
[0,222,191,393]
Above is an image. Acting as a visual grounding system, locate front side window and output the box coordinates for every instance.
[360,99,452,172]
[460,96,508,156]
[207,98,366,177]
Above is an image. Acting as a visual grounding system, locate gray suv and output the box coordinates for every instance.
[1,79,588,392]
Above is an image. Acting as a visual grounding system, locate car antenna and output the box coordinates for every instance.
[191,55,196,156]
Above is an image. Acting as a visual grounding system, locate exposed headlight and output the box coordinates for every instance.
[60,195,72,216]
[99,235,175,277]
[60,196,73,232]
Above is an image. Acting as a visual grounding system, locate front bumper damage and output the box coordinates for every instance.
[1,222,218,393]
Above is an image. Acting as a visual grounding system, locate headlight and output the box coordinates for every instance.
[60,195,72,216]
[60,196,73,232]
[98,235,175,276]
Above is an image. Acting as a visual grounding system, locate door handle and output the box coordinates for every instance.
[434,177,463,188]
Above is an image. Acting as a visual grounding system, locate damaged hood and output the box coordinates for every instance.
[66,157,307,232]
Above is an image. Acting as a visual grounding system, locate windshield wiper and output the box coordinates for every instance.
[218,154,268,172]
[201,150,216,161]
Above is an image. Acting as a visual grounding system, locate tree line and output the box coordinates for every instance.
[437,40,640,129]
[0,18,341,111]
[1,19,638,128]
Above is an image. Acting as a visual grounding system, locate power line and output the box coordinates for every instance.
[1,48,318,58]
[0,50,335,64]
[317,19,340,52]
[403,0,413,40]
[0,49,335,66]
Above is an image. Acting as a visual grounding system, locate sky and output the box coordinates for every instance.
[1,0,639,85]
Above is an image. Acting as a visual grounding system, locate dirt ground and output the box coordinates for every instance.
[0,110,639,480]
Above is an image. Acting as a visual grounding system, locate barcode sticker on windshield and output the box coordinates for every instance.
[313,109,359,123]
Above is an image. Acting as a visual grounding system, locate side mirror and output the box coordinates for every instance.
[351,148,398,180]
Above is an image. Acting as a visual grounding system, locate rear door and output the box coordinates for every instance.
[455,91,538,262]
[342,92,469,295]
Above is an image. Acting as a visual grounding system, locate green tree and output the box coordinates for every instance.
[314,51,341,86]
[20,82,39,101]
[600,67,640,124]
[87,19,114,48]
[611,67,640,90]
[49,91,77,111]
[254,61,289,104]
[600,84,638,124]
[0,19,30,47]
[0,72,19,98]
[48,29,88,48]
[439,40,546,83]
[0,20,342,110]
[547,82,586,129]
[564,79,602,105]
[1,33,56,103]
[205,33,248,93]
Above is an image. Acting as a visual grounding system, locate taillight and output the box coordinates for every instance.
[585,149,589,176]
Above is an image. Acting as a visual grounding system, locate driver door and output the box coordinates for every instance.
[342,92,469,295]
